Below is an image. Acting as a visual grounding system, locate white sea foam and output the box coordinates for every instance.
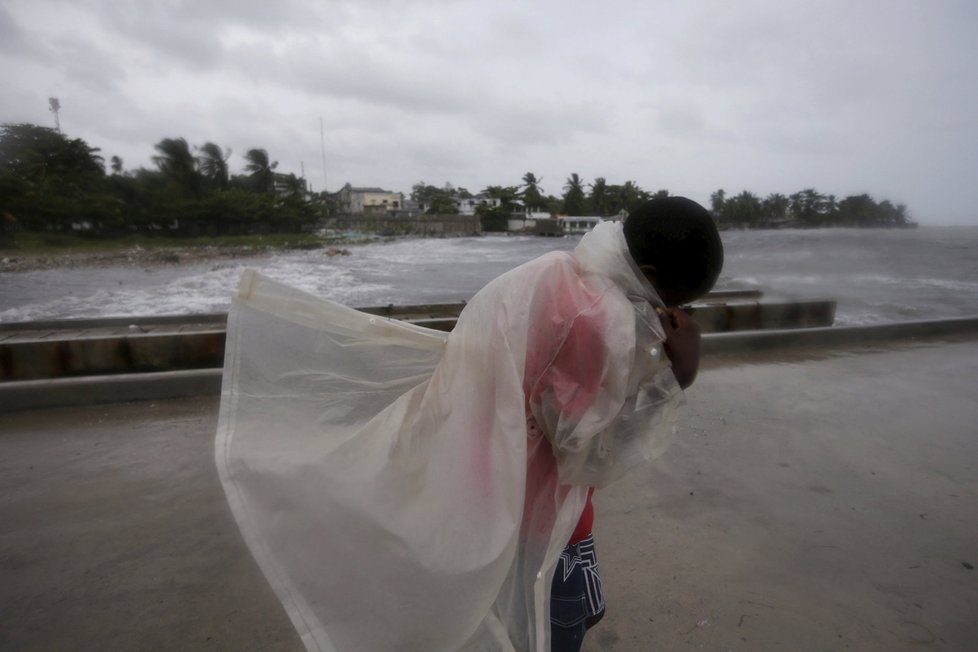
[3,228,977,325]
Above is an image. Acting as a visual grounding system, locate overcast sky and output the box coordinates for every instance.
[2,0,977,224]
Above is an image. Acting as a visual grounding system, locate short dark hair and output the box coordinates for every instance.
[623,196,723,304]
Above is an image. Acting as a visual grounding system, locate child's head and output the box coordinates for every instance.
[623,196,724,306]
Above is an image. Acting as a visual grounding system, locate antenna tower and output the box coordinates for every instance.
[319,117,328,216]
[48,97,61,132]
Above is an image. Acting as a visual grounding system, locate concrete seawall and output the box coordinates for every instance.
[0,297,835,382]
[2,315,977,412]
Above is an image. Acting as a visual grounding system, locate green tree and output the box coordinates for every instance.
[0,123,107,230]
[152,137,200,197]
[562,173,588,215]
[520,172,545,212]
[789,188,830,225]
[723,190,763,226]
[411,182,459,214]
[481,185,522,212]
[589,177,610,216]
[477,185,522,231]
[243,148,278,194]
[709,189,726,218]
[110,156,123,175]
[762,193,789,223]
[651,189,670,200]
[197,142,230,191]
[0,123,104,181]
[277,172,306,201]
[614,180,647,214]
[836,194,912,227]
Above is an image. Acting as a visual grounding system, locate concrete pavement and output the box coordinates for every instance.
[0,398,302,651]
[2,338,977,651]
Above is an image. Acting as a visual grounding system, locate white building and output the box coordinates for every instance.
[454,194,507,215]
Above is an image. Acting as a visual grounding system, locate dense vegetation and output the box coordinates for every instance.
[0,123,326,238]
[1,122,914,243]
[708,189,914,228]
[412,174,914,229]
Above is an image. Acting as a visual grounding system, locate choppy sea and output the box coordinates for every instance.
[2,227,977,326]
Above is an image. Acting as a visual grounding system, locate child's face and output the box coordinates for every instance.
[639,266,691,307]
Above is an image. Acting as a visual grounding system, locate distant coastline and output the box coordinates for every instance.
[716,221,919,231]
[0,221,930,274]
[0,233,373,273]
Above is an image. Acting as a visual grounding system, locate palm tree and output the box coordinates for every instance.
[728,190,763,225]
[244,148,278,194]
[589,177,609,216]
[197,142,231,190]
[790,188,827,225]
[521,172,544,212]
[562,173,587,216]
[617,180,646,213]
[152,137,199,196]
[763,193,789,222]
[279,173,306,200]
[710,189,726,218]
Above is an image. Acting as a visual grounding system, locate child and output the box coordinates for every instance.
[541,196,722,651]
[216,196,723,652]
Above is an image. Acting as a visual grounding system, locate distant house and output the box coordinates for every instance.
[338,183,404,215]
[414,194,509,215]
[454,194,506,215]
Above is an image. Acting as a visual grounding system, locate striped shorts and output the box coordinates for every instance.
[550,533,606,648]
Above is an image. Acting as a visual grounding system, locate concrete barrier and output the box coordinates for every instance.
[0,313,228,333]
[3,316,977,412]
[703,316,978,355]
[1,330,226,381]
[0,368,222,412]
[1,299,836,380]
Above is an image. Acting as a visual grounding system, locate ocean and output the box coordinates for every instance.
[2,226,977,326]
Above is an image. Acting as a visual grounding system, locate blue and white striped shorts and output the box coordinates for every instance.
[550,533,606,630]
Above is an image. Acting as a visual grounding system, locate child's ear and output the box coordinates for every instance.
[638,264,659,287]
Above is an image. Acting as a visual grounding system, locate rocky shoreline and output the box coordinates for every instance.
[0,244,353,273]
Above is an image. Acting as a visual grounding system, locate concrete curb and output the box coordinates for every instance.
[2,317,977,412]
[703,316,978,355]
[0,368,221,412]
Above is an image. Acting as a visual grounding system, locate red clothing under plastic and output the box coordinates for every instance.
[568,489,595,544]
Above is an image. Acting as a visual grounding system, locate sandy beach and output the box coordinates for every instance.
[1,339,976,651]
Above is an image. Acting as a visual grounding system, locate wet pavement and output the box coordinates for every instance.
[2,339,977,651]
[0,397,301,651]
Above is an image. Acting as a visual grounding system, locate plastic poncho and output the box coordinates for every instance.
[216,221,683,651]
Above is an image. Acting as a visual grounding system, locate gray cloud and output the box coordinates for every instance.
[0,5,54,64]
[2,0,977,223]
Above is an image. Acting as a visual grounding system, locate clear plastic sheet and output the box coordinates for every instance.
[216,222,683,651]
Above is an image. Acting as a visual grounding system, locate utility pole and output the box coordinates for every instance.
[320,116,328,217]
[48,97,61,132]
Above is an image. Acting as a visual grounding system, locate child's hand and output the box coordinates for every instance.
[656,307,700,389]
